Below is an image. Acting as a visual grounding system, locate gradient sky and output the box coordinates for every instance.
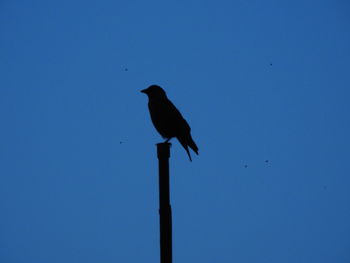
[1,0,350,262]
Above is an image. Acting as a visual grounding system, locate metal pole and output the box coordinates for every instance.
[157,143,172,263]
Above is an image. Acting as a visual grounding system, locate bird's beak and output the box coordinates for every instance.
[140,89,147,94]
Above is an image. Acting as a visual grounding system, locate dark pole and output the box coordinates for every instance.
[157,142,172,263]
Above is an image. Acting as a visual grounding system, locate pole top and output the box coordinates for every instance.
[157,142,171,159]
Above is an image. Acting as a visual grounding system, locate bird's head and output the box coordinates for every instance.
[141,85,167,99]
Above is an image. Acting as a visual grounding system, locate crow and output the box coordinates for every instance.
[141,85,199,161]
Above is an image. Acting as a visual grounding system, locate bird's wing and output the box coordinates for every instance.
[165,99,191,132]
[148,98,187,138]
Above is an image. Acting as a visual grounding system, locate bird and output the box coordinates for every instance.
[141,85,199,161]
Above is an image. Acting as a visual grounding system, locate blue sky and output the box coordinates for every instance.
[1,0,350,262]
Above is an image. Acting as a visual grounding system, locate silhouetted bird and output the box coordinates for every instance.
[141,85,199,161]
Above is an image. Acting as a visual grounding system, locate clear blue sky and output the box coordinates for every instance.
[1,0,349,262]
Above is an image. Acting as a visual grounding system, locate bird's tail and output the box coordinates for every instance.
[178,134,199,162]
[183,144,192,162]
[188,134,199,156]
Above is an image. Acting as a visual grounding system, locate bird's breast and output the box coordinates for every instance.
[148,100,177,139]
